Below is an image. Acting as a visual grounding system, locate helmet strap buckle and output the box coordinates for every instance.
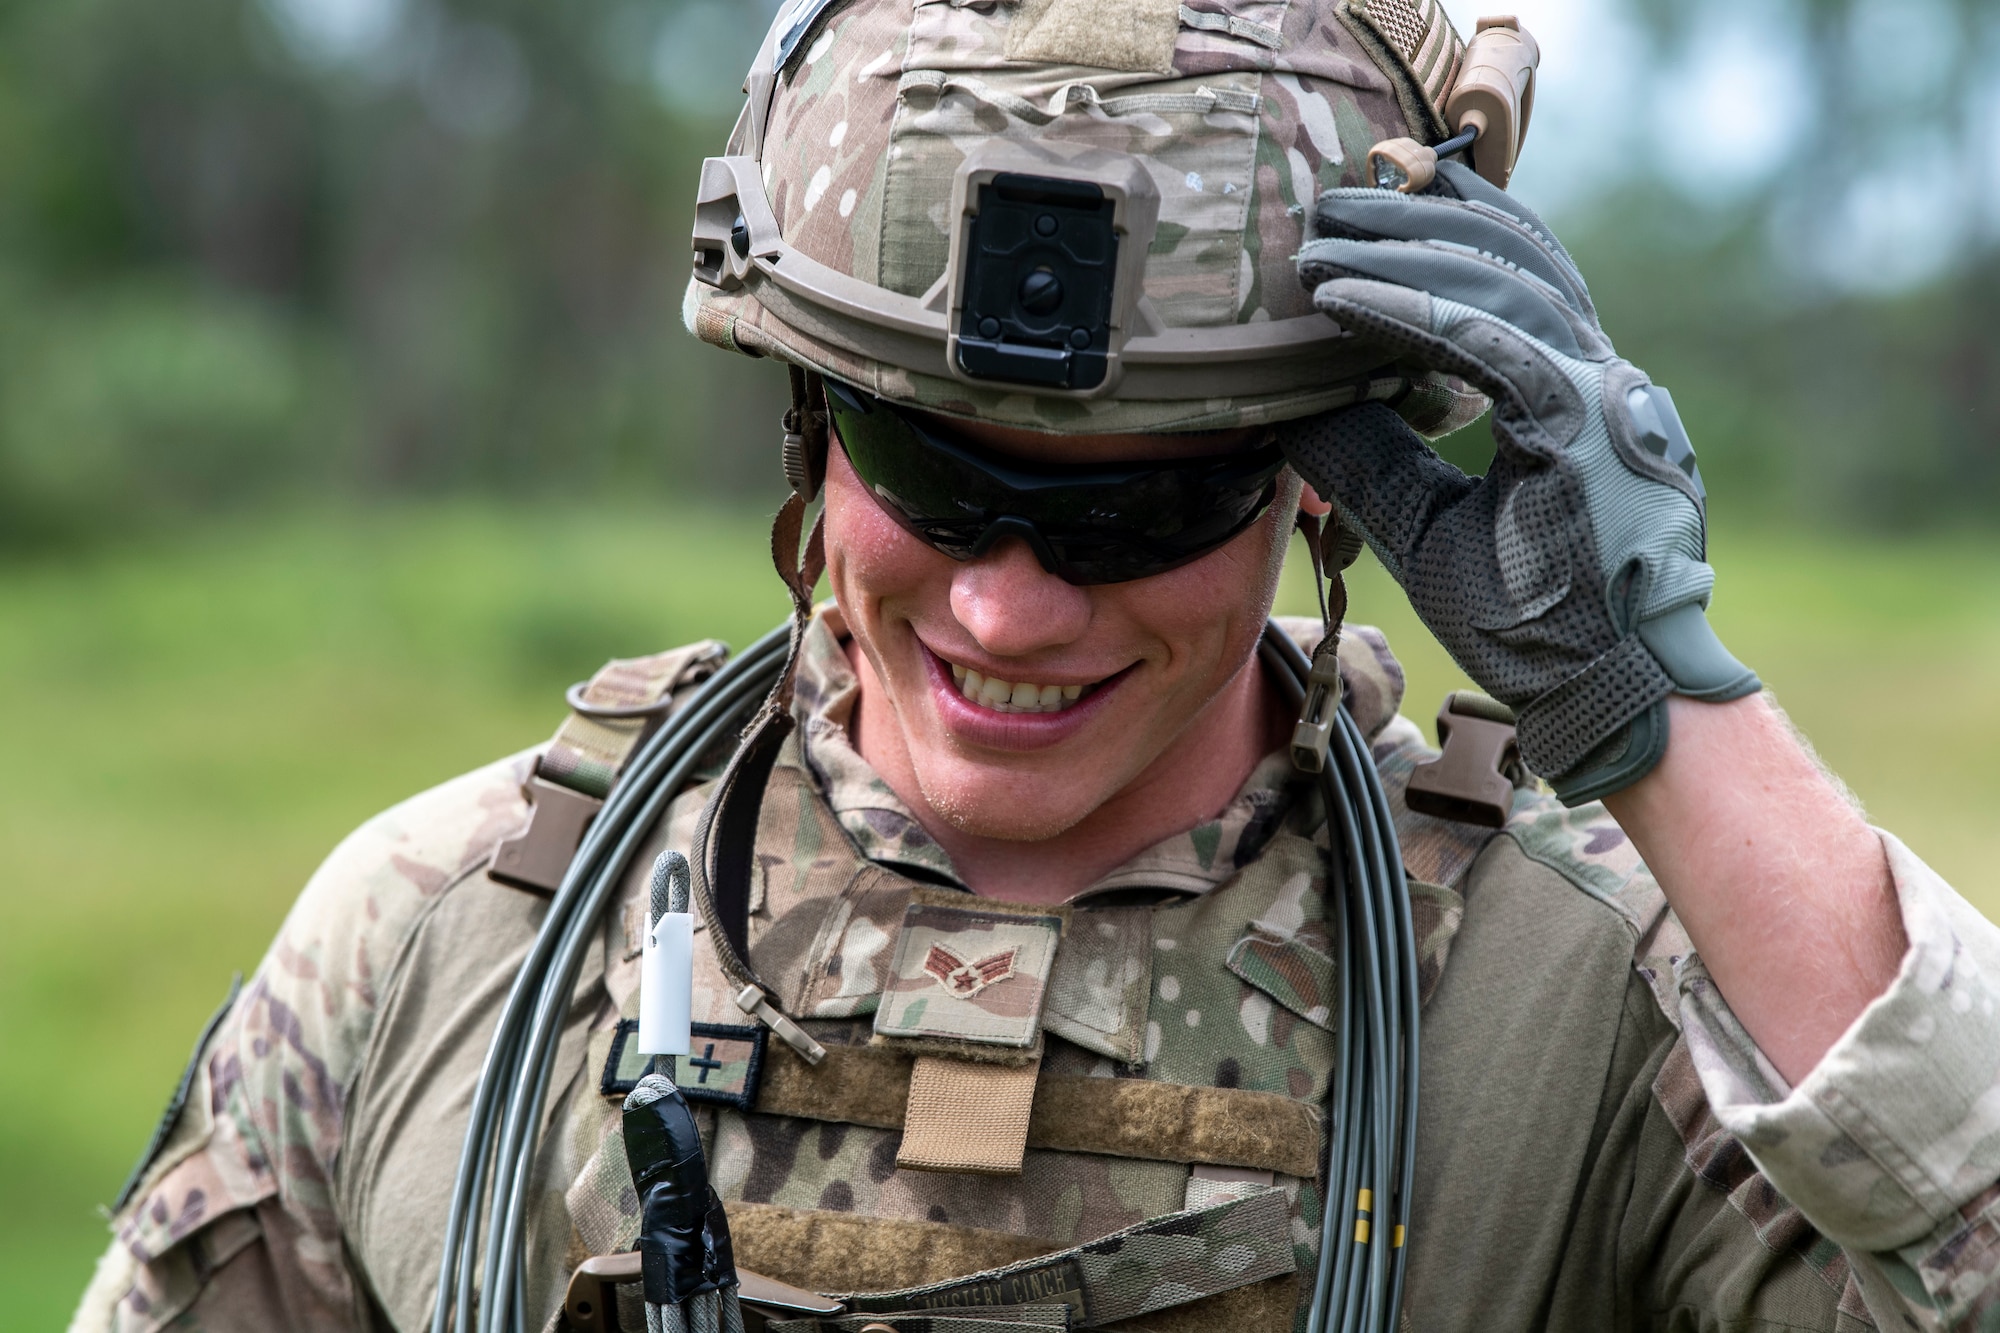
[1289,510,1352,775]
[782,366,829,503]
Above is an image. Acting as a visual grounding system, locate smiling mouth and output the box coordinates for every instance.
[943,658,1104,714]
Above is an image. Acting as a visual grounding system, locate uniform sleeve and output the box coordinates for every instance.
[1678,830,2000,1331]
[67,752,537,1333]
[66,982,365,1333]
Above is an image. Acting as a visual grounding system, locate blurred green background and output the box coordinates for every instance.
[3,0,1997,1326]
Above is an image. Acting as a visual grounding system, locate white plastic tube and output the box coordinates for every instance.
[639,912,694,1056]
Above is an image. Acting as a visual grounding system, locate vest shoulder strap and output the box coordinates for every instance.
[487,641,728,895]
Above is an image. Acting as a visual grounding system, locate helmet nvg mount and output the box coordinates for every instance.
[687,0,1537,439]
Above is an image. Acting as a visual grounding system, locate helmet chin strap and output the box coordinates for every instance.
[1290,505,1362,774]
[688,403,832,1065]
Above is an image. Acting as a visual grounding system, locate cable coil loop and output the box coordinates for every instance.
[433,622,1417,1333]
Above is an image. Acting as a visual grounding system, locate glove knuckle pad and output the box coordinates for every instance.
[1445,318,1586,445]
[1604,365,1706,507]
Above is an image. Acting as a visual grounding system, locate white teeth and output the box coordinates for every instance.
[946,659,1099,714]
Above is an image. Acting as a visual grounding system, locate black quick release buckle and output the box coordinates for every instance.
[1290,646,1343,774]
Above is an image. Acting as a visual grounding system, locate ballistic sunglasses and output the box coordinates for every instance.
[822,380,1286,586]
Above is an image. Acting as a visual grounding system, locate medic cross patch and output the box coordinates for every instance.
[874,889,1065,1051]
[601,1019,766,1110]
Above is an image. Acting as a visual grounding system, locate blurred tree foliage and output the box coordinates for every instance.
[1557,193,2000,531]
[0,0,787,548]
[1588,0,2000,529]
[0,0,1991,549]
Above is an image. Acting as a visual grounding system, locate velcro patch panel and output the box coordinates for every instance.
[835,1185,1295,1328]
[601,1019,767,1110]
[874,889,1067,1053]
[749,1042,1323,1179]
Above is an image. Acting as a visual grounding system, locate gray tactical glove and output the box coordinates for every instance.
[1278,161,1759,804]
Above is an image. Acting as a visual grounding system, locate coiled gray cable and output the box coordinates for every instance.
[433,622,1416,1333]
[430,625,791,1333]
[1262,630,1416,1333]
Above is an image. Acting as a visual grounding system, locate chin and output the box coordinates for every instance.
[911,764,1101,844]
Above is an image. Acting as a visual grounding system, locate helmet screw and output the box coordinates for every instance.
[1018,267,1063,316]
[730,214,750,259]
[1068,327,1091,349]
[978,316,1001,339]
[1033,213,1059,237]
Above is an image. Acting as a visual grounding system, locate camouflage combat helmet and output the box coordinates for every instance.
[684,0,1489,436]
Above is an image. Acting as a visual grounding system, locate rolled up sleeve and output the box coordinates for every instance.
[1677,830,2000,1328]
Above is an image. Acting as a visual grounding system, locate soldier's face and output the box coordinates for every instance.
[823,416,1299,845]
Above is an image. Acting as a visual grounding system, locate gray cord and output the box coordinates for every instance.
[1349,701,1422,1324]
[430,626,790,1333]
[650,850,691,1082]
[1262,629,1416,1333]
[438,623,1415,1333]
[1331,725,1395,1325]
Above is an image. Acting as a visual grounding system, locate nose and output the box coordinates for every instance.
[949,534,1093,658]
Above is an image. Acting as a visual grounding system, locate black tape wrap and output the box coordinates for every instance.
[623,1076,739,1304]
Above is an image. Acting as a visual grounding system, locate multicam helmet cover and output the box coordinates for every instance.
[685,0,1485,435]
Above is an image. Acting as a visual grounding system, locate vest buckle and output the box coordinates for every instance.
[1405,692,1525,828]
[488,777,604,895]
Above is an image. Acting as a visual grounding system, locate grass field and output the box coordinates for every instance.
[4,503,1996,1329]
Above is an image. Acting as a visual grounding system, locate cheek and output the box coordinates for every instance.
[1108,501,1292,653]
[822,448,941,604]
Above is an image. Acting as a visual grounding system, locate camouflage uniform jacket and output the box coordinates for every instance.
[72,612,2000,1332]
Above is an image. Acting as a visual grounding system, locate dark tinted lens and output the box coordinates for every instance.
[823,382,1281,585]
[824,385,1001,554]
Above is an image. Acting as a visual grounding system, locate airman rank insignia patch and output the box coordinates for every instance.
[600,1019,767,1110]
[874,888,1066,1051]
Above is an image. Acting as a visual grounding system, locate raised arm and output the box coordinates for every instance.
[1604,692,1903,1083]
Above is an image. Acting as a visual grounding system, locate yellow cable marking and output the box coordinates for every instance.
[1356,1188,1372,1211]
[1393,1224,1406,1248]
[1354,1219,1371,1244]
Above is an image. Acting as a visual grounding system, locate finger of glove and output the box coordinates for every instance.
[1298,237,1591,361]
[1284,407,1630,740]
[1276,402,1478,583]
[1312,187,1592,320]
[1311,278,1590,471]
[1429,161,1596,312]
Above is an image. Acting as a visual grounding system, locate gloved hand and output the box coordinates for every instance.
[1278,161,1759,804]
